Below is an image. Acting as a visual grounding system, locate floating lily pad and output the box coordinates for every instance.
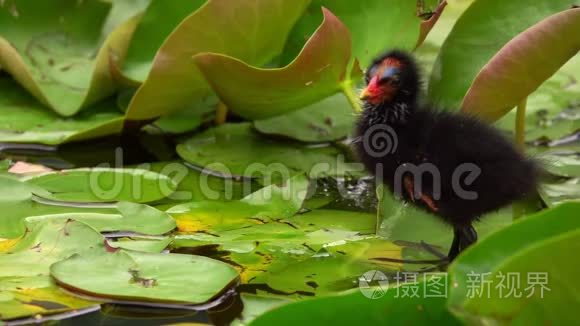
[449,202,580,324]
[125,0,310,120]
[25,201,176,235]
[24,168,178,203]
[0,0,138,116]
[176,123,360,181]
[428,0,576,109]
[108,236,172,253]
[0,219,102,319]
[168,174,309,233]
[51,250,239,304]
[0,77,124,145]
[253,93,356,142]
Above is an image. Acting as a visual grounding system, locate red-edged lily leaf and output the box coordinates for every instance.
[0,0,139,116]
[461,8,580,121]
[125,0,310,120]
[194,8,350,120]
[428,0,577,109]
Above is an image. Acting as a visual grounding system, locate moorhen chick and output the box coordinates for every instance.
[354,50,539,261]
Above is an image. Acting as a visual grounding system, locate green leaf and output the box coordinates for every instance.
[461,8,580,121]
[428,0,576,109]
[168,174,309,232]
[249,282,460,325]
[25,201,176,235]
[51,250,239,304]
[24,168,178,203]
[282,0,431,68]
[125,0,310,120]
[253,93,355,142]
[194,8,350,120]
[0,0,138,116]
[448,202,580,324]
[176,123,361,181]
[119,0,206,83]
[0,77,124,145]
[108,236,172,253]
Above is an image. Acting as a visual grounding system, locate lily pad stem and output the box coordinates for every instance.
[340,81,362,113]
[512,97,528,220]
[215,102,228,125]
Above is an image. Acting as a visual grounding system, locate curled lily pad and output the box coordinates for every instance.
[0,77,124,145]
[0,0,138,116]
[428,0,576,109]
[282,0,438,68]
[194,8,351,120]
[118,0,206,83]
[51,250,239,305]
[24,168,178,203]
[462,8,580,121]
[125,0,310,120]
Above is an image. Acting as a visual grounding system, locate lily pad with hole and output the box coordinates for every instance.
[51,250,239,304]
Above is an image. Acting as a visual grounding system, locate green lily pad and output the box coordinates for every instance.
[448,203,580,324]
[108,237,172,253]
[125,0,310,120]
[51,250,239,304]
[0,0,138,116]
[194,8,351,120]
[176,123,360,182]
[461,8,580,121]
[428,0,576,109]
[0,77,124,145]
[253,93,356,142]
[285,209,376,234]
[0,219,103,320]
[539,179,580,207]
[24,168,178,203]
[168,174,309,233]
[25,201,176,235]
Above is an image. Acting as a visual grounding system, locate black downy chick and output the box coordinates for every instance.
[354,50,539,261]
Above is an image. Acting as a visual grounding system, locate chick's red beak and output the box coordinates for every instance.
[360,75,380,101]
